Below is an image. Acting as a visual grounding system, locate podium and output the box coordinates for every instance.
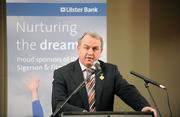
[61,111,154,117]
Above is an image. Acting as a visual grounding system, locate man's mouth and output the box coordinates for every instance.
[86,57,93,60]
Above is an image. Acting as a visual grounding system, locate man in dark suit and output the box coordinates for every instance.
[52,32,157,116]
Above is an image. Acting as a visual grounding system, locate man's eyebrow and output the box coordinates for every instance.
[83,44,89,47]
[83,44,100,48]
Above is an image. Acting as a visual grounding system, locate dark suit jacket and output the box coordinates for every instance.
[52,59,150,113]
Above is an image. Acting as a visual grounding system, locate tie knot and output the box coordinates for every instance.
[86,68,93,73]
[85,68,95,81]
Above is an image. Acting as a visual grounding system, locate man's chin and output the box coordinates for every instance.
[85,61,94,67]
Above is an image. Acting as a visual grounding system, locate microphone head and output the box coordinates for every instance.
[94,61,101,71]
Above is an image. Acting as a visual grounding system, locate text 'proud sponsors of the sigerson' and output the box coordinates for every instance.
[16,56,76,72]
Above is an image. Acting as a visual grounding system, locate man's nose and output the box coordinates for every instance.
[87,48,94,54]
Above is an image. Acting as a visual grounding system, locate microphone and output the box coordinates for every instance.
[94,61,101,72]
[130,71,166,89]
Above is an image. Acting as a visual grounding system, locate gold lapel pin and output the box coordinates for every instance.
[99,74,104,80]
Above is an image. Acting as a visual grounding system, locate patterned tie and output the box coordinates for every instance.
[85,68,96,112]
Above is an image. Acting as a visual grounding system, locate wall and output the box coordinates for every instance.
[0,2,7,117]
[150,0,180,116]
[108,0,180,116]
[107,0,150,111]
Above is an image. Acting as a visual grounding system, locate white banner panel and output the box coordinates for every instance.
[6,0,106,116]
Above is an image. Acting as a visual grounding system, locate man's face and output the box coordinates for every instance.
[77,35,102,68]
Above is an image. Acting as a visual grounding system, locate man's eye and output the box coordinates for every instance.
[83,46,89,49]
[93,47,99,51]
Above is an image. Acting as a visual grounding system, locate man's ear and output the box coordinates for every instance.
[101,48,103,53]
[76,45,79,53]
[77,45,79,49]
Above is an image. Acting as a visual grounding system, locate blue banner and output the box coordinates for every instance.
[7,3,106,16]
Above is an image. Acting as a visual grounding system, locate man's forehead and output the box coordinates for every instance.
[79,35,102,47]
[81,37,100,43]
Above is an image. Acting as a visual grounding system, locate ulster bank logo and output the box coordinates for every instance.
[60,6,98,13]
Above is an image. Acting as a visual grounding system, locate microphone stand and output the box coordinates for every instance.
[144,81,162,117]
[52,69,101,117]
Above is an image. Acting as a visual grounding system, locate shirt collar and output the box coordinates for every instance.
[79,60,86,72]
[79,60,96,72]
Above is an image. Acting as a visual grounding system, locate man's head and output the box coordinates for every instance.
[77,32,103,68]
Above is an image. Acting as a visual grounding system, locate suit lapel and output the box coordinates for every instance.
[95,63,105,110]
[70,60,89,110]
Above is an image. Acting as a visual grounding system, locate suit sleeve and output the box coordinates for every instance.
[51,69,84,113]
[113,66,150,111]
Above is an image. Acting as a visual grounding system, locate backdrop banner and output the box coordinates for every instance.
[6,0,107,116]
